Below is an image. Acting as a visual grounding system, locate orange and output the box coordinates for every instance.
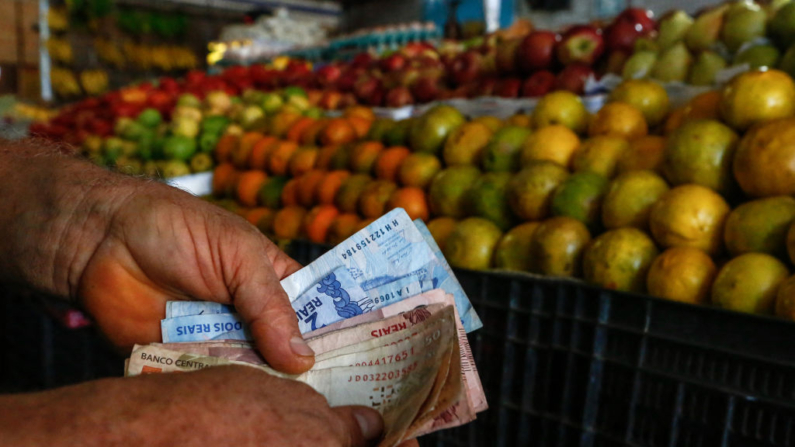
[286,117,316,143]
[316,170,351,206]
[273,206,307,240]
[508,162,569,221]
[647,247,717,305]
[443,122,494,166]
[474,116,506,131]
[288,147,318,177]
[572,136,630,179]
[733,118,795,197]
[533,91,590,134]
[663,107,686,135]
[601,170,670,231]
[315,144,341,170]
[505,114,531,128]
[328,144,353,170]
[301,118,329,146]
[723,196,795,257]
[776,275,795,320]
[443,217,503,270]
[303,205,340,243]
[266,141,298,176]
[232,132,265,168]
[494,222,541,272]
[327,213,361,245]
[335,174,373,213]
[252,208,276,234]
[387,187,430,222]
[320,118,357,145]
[520,125,580,168]
[225,170,242,199]
[682,90,721,122]
[616,135,666,175]
[374,146,411,181]
[296,169,326,207]
[719,69,795,131]
[214,134,238,163]
[235,170,268,207]
[426,217,458,252]
[344,105,376,122]
[663,119,738,194]
[349,141,384,174]
[398,153,442,188]
[469,172,517,231]
[358,180,398,218]
[245,207,271,226]
[529,217,591,277]
[280,178,300,207]
[588,102,648,140]
[608,79,670,127]
[649,184,730,255]
[269,111,302,138]
[429,166,481,219]
[248,136,278,170]
[712,253,790,314]
[354,217,377,233]
[583,228,659,293]
[212,163,236,198]
[347,116,372,139]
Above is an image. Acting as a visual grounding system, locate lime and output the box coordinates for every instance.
[137,108,162,128]
[163,135,197,161]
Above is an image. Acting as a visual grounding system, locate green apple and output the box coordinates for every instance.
[652,43,693,82]
[657,10,694,50]
[689,51,728,85]
[622,51,658,79]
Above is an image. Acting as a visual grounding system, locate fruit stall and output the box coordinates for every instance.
[9,0,795,446]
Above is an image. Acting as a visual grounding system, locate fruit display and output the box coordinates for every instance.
[200,68,795,324]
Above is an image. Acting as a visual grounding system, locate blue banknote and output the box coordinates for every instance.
[165,301,234,318]
[160,313,250,343]
[292,267,371,333]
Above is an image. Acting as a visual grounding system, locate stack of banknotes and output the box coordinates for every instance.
[124,209,486,446]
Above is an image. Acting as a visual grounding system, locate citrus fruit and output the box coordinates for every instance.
[285,117,315,143]
[682,90,722,122]
[349,141,384,174]
[300,119,329,146]
[387,187,430,222]
[647,247,717,304]
[248,137,278,170]
[608,79,670,127]
[733,117,795,197]
[358,180,398,218]
[320,118,357,145]
[327,213,361,245]
[398,153,442,188]
[775,275,795,320]
[302,205,339,243]
[506,114,532,128]
[374,146,411,182]
[532,91,589,134]
[297,169,326,207]
[328,144,353,170]
[163,135,197,161]
[482,126,533,172]
[473,116,505,132]
[712,253,790,314]
[214,134,238,164]
[257,175,289,209]
[468,172,516,230]
[334,174,372,213]
[347,116,372,139]
[520,125,580,168]
[281,178,299,207]
[724,196,795,257]
[288,147,318,177]
[266,141,298,176]
[426,217,458,252]
[384,118,414,147]
[616,135,666,175]
[367,118,396,142]
[273,206,307,240]
[663,107,686,135]
[443,121,494,166]
[572,136,630,179]
[787,223,795,265]
[507,161,570,221]
[588,101,648,140]
[663,119,738,194]
[649,184,730,255]
[602,170,670,230]
[269,111,302,137]
[428,166,481,218]
[443,218,503,270]
[528,217,591,277]
[235,170,268,207]
[719,69,795,131]
[583,228,659,293]
[551,171,609,228]
[409,105,466,154]
[494,222,541,272]
[315,144,340,170]
[212,163,236,198]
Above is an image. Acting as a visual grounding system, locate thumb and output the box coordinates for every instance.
[230,245,314,375]
[332,406,384,446]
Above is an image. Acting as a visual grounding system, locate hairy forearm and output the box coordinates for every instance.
[0,139,136,300]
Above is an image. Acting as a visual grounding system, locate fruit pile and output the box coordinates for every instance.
[209,68,795,321]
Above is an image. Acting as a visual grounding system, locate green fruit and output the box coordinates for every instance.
[385,118,414,146]
[260,93,284,114]
[734,44,781,69]
[720,1,767,53]
[428,166,481,218]
[443,218,504,270]
[201,116,229,136]
[770,2,795,48]
[652,42,693,82]
[657,10,694,50]
[724,196,795,257]
[367,118,396,143]
[103,137,124,162]
[258,176,289,209]
[712,253,790,314]
[199,133,219,154]
[507,161,570,221]
[242,90,266,105]
[172,118,200,139]
[287,95,310,111]
[685,5,727,52]
[529,217,592,277]
[240,105,265,129]
[162,160,191,179]
[304,107,323,119]
[778,43,795,77]
[551,171,609,229]
[137,108,162,128]
[409,105,465,154]
[663,119,738,194]
[283,86,307,98]
[163,135,197,161]
[583,228,660,293]
[468,172,516,231]
[137,131,156,160]
[189,153,213,173]
[688,51,728,86]
[177,93,201,108]
[481,126,532,172]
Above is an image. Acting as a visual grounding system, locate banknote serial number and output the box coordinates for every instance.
[340,219,400,260]
[353,348,415,367]
[347,361,417,382]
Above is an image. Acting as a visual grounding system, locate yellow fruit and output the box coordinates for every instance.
[649,184,730,255]
[724,196,795,257]
[505,114,532,128]
[785,221,795,265]
[473,116,505,132]
[520,125,580,168]
[712,253,789,314]
[532,91,589,134]
[572,136,630,179]
[647,247,717,304]
[443,122,494,166]
[734,117,795,197]
[720,69,795,131]
[616,135,666,175]
[529,217,591,277]
[443,218,503,270]
[602,171,670,230]
[426,217,458,253]
[507,161,570,221]
[663,119,739,194]
[588,102,648,140]
[608,79,670,127]
[775,275,795,320]
[583,228,659,293]
[494,222,541,271]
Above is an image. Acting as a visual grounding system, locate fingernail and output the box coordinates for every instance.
[353,409,382,440]
[290,336,315,357]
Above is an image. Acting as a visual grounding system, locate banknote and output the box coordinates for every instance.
[147,341,266,365]
[165,301,233,318]
[160,313,250,343]
[292,267,371,333]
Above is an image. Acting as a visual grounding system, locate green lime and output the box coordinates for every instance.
[283,86,307,98]
[163,135,197,161]
[199,133,219,154]
[201,116,229,136]
[137,108,162,128]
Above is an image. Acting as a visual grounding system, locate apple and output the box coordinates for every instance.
[554,63,595,95]
[605,19,649,53]
[319,91,343,110]
[401,42,435,58]
[450,50,484,86]
[615,8,656,34]
[412,77,441,103]
[381,53,407,72]
[470,78,497,98]
[396,67,421,87]
[316,64,342,88]
[496,38,522,75]
[353,77,382,102]
[386,87,415,107]
[495,78,522,98]
[522,71,556,97]
[557,25,605,66]
[518,31,560,74]
[351,53,375,69]
[604,50,630,75]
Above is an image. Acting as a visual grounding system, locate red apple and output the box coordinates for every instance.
[554,63,595,95]
[386,87,415,107]
[496,38,523,75]
[381,53,407,72]
[557,25,605,66]
[316,64,342,88]
[617,8,656,34]
[396,67,420,87]
[412,77,441,103]
[518,31,560,74]
[401,42,435,58]
[354,77,382,102]
[605,8,656,53]
[470,78,497,98]
[522,71,556,97]
[450,50,484,86]
[495,78,522,98]
[351,53,375,69]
